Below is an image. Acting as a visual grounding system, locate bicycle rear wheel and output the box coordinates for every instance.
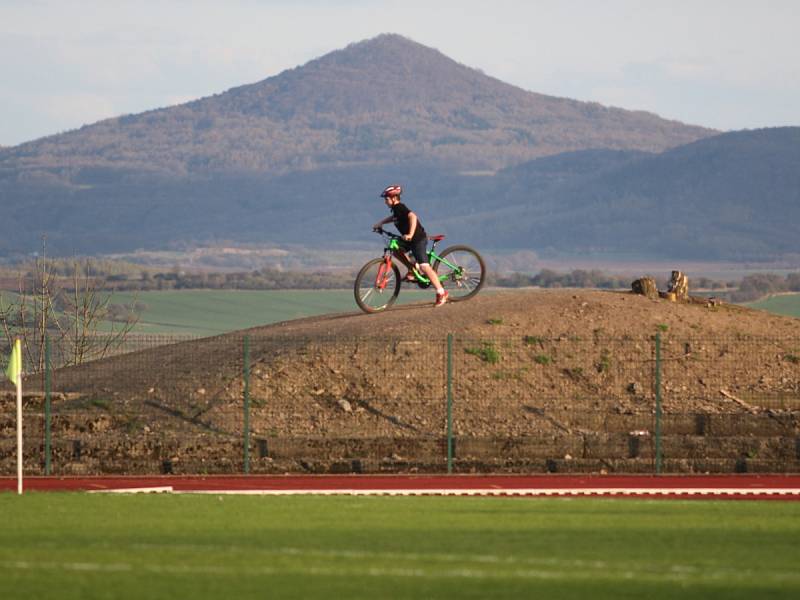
[432,245,486,302]
[354,257,401,313]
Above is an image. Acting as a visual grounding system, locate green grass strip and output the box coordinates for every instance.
[0,493,798,599]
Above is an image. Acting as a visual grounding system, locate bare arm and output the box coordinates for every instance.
[404,212,418,240]
[373,216,394,230]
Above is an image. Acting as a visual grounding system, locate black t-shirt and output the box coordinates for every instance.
[390,202,427,242]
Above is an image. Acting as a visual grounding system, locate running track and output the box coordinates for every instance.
[2,474,800,500]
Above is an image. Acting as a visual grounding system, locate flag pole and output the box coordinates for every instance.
[13,339,22,495]
[6,337,23,494]
[16,360,22,495]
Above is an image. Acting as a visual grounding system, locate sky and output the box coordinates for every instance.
[1,0,798,146]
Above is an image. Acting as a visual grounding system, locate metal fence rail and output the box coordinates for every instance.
[1,332,798,475]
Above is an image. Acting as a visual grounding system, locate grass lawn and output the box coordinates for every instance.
[0,493,798,599]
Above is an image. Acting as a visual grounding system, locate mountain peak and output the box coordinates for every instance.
[343,33,431,51]
[330,33,455,66]
[3,34,714,183]
[249,33,484,110]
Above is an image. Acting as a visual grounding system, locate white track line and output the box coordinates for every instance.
[89,486,174,494]
[166,487,800,496]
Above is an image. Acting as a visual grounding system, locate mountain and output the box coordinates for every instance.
[3,35,792,262]
[0,34,711,185]
[450,127,800,260]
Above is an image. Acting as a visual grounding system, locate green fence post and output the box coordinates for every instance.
[655,332,662,475]
[243,335,251,474]
[447,333,453,474]
[45,334,51,476]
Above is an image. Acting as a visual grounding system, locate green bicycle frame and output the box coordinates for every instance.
[388,238,461,285]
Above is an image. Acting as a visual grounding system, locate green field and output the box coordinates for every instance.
[109,289,359,334]
[0,493,798,599]
[112,289,799,336]
[748,293,800,319]
[107,289,433,335]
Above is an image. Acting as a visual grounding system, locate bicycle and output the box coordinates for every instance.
[354,228,486,313]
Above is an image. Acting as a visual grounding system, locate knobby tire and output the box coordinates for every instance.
[354,257,401,313]
[432,245,486,302]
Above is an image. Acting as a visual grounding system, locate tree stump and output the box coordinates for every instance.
[668,270,689,300]
[631,277,658,299]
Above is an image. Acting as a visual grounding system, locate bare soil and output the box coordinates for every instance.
[3,289,800,474]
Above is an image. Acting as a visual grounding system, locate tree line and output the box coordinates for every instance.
[729,273,800,302]
[4,260,800,303]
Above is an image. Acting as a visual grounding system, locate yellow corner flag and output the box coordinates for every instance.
[6,338,21,385]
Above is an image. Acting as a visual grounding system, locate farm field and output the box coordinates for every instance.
[106,289,432,335]
[115,288,800,336]
[748,293,800,319]
[0,493,798,599]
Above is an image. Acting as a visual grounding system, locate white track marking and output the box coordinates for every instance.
[164,487,800,497]
[87,486,173,494]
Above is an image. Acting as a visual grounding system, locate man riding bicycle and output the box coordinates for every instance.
[372,185,449,307]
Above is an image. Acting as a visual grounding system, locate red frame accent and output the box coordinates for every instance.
[375,256,393,290]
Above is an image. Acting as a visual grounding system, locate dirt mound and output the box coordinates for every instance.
[4,290,800,475]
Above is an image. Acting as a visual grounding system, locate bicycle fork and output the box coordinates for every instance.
[375,255,393,290]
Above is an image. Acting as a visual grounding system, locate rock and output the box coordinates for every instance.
[627,382,642,395]
[336,399,352,413]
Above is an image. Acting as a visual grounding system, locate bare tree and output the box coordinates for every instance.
[0,239,138,372]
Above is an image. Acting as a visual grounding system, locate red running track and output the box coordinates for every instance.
[2,474,800,500]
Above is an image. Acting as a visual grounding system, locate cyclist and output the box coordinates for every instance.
[372,185,449,307]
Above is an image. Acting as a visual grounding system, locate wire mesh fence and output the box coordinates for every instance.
[1,332,799,475]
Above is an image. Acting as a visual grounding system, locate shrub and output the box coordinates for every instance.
[465,342,501,364]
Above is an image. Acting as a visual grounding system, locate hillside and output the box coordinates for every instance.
[451,127,800,259]
[6,289,797,474]
[51,289,800,394]
[0,34,711,183]
[31,290,800,422]
[0,36,795,262]
[0,129,796,260]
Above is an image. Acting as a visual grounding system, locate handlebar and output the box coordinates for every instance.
[373,227,402,240]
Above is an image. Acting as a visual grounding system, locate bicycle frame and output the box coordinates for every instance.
[378,235,461,286]
[356,228,485,313]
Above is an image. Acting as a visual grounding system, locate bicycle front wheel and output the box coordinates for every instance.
[354,257,401,313]
[433,245,486,302]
